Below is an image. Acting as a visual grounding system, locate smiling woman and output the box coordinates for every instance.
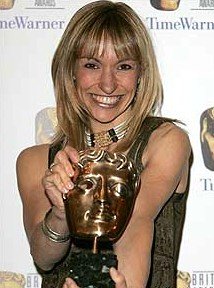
[51,0,163,152]
[74,41,139,126]
[16,1,191,288]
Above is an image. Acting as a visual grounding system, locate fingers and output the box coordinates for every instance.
[62,270,126,288]
[42,145,80,210]
[49,146,80,190]
[47,162,74,192]
[110,267,127,288]
[56,146,79,177]
[62,278,80,288]
[64,146,79,164]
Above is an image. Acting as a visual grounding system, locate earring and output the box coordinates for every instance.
[72,75,76,82]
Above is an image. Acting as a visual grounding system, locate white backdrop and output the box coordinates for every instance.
[1,1,214,287]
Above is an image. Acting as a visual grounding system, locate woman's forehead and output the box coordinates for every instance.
[79,37,136,61]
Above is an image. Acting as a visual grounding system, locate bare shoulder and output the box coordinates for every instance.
[16,144,50,200]
[144,122,191,165]
[17,144,50,166]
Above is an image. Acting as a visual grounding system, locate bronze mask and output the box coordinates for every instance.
[64,149,140,242]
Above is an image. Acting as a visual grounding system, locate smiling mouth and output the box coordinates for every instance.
[92,94,122,106]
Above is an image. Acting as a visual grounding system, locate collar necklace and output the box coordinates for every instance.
[85,121,129,148]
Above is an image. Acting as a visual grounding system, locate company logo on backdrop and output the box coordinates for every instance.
[1,0,214,31]
[0,0,14,10]
[199,107,214,193]
[27,0,64,9]
[146,16,214,30]
[200,107,214,171]
[0,0,66,30]
[0,271,25,288]
[177,271,191,288]
[0,0,65,10]
[26,273,41,288]
[35,107,57,144]
[191,271,214,288]
[197,0,214,9]
[148,0,214,30]
[150,0,180,11]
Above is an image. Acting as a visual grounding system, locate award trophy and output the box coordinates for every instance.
[64,149,140,288]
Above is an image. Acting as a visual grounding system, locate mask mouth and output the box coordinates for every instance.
[85,204,115,223]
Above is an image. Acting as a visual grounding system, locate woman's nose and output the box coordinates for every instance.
[99,69,117,94]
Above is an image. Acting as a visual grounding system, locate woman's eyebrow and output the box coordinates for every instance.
[79,56,101,63]
[79,56,137,63]
[117,58,137,63]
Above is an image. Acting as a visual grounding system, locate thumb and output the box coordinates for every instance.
[110,267,127,288]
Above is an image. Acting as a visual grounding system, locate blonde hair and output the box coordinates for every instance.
[52,0,163,151]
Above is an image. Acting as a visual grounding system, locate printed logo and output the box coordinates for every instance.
[0,0,66,30]
[200,107,214,171]
[25,273,41,288]
[177,271,191,288]
[0,271,25,288]
[0,0,65,10]
[200,178,214,192]
[150,0,181,11]
[191,271,214,288]
[0,0,14,10]
[34,0,56,8]
[191,0,214,10]
[198,0,214,8]
[35,107,57,144]
[26,0,64,10]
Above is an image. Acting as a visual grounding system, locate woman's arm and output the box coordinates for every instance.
[16,144,79,270]
[114,123,191,288]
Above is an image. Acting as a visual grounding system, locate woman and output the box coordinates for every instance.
[17,1,191,287]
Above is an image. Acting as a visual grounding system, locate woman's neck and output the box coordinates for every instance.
[88,111,131,134]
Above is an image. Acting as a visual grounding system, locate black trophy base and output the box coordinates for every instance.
[67,251,118,288]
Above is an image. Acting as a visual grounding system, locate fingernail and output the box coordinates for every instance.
[67,182,74,190]
[68,172,74,177]
[63,188,69,193]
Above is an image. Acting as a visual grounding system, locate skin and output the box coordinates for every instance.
[75,39,140,130]
[17,40,191,288]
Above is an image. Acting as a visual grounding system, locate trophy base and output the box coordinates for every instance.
[67,250,118,288]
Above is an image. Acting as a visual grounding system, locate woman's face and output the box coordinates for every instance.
[74,39,140,127]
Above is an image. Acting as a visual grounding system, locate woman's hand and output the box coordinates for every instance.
[110,267,127,288]
[42,145,79,216]
[62,268,127,288]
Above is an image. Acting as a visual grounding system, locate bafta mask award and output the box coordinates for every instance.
[64,149,140,288]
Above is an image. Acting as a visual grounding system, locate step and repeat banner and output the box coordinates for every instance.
[1,0,214,287]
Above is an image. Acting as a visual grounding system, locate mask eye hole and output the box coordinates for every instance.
[77,178,95,191]
[110,183,129,198]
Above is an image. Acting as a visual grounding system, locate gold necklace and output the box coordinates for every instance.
[85,121,129,148]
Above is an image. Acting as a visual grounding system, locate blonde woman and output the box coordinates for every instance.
[17,1,191,287]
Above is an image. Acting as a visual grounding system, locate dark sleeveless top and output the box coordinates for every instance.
[40,117,189,288]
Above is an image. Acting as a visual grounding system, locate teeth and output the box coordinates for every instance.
[92,94,120,105]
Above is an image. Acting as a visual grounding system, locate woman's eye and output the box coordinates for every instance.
[111,183,129,198]
[84,63,98,69]
[118,64,132,70]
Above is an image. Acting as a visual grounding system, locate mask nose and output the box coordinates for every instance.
[94,177,109,204]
